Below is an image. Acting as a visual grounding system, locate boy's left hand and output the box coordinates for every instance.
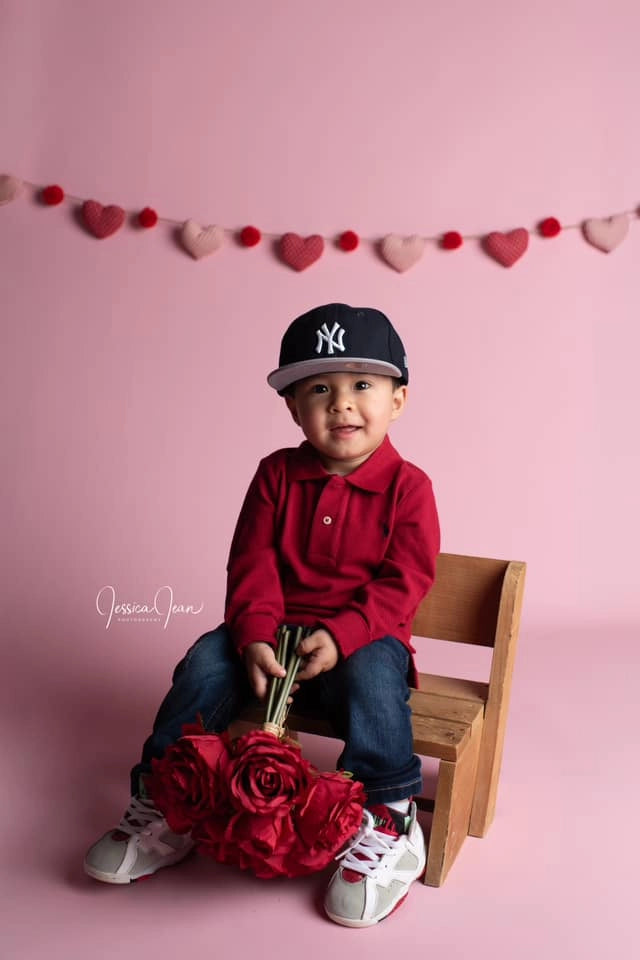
[296,628,339,681]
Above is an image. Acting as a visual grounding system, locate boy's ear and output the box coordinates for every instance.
[390,384,408,421]
[284,394,300,426]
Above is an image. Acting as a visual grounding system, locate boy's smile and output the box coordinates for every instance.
[285,372,407,476]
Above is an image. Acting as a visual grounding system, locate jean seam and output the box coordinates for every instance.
[365,777,422,797]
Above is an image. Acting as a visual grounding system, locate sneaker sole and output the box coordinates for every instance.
[324,847,427,928]
[83,844,194,884]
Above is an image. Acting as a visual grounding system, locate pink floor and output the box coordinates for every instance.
[3,620,636,959]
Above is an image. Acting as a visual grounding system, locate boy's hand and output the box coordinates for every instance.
[296,628,339,681]
[243,642,287,700]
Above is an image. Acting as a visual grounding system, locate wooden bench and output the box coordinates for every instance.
[236,552,526,886]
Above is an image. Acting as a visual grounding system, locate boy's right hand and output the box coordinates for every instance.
[243,641,287,700]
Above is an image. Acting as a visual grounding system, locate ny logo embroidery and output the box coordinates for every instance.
[315,322,346,355]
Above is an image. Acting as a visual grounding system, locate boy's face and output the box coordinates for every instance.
[284,371,407,476]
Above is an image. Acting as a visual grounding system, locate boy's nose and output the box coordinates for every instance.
[329,390,352,411]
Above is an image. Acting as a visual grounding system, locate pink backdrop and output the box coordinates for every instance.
[2,2,638,957]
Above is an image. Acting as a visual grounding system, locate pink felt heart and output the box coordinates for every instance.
[0,174,23,205]
[181,220,225,259]
[483,228,529,267]
[280,233,324,271]
[380,234,425,273]
[82,200,125,239]
[582,214,629,253]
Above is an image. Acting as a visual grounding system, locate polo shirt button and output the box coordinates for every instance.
[322,515,332,525]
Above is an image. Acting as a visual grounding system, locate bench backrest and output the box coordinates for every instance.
[413,553,515,647]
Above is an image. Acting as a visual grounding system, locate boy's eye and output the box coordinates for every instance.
[354,381,371,390]
[310,383,329,394]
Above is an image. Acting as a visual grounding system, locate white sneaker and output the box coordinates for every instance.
[324,802,426,927]
[84,795,194,884]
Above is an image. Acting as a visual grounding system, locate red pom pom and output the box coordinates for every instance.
[441,231,463,250]
[538,217,561,238]
[138,207,158,228]
[338,230,359,251]
[240,225,261,247]
[42,185,64,205]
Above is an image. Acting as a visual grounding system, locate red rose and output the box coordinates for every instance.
[228,730,313,816]
[191,814,240,868]
[149,733,233,833]
[228,810,300,878]
[193,809,299,879]
[294,772,366,865]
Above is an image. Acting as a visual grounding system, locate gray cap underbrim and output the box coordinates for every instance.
[267,357,404,393]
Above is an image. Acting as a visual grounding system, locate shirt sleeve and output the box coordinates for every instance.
[317,473,440,659]
[224,456,285,654]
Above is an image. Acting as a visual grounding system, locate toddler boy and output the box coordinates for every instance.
[84,302,440,927]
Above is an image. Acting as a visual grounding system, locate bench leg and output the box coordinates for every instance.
[424,721,482,886]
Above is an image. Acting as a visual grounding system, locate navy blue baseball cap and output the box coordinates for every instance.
[267,303,409,394]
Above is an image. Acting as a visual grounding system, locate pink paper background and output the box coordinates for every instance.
[1,1,637,956]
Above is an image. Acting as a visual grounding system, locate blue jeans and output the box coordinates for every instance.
[131,624,422,805]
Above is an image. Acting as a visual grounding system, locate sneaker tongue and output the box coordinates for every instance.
[368,804,407,838]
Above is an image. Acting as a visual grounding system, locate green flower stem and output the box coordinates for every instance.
[279,653,302,727]
[272,649,302,725]
[271,645,299,726]
[266,625,307,728]
[265,626,288,724]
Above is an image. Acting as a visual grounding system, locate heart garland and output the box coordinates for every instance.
[0,171,637,269]
[82,200,126,239]
[582,214,629,253]
[181,220,225,259]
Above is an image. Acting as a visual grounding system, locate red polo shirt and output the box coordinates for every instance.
[224,436,440,685]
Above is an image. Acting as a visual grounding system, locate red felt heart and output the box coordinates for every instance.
[82,200,126,239]
[280,233,324,271]
[483,228,529,267]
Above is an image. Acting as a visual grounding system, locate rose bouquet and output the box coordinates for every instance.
[149,626,366,878]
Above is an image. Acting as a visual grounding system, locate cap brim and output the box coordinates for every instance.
[267,357,404,393]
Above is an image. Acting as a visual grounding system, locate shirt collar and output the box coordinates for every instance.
[286,436,402,492]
